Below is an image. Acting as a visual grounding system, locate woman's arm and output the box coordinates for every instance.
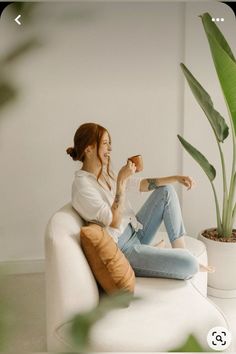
[139,175,196,192]
[110,160,136,228]
[110,179,127,228]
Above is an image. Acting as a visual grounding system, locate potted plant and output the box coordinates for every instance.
[178,13,236,297]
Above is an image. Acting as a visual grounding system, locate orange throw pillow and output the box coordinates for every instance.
[80,224,135,294]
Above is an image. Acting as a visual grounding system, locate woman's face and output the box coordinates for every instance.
[98,131,112,166]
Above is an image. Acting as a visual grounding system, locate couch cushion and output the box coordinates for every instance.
[90,278,230,352]
[45,204,100,332]
[80,224,135,294]
[55,277,230,352]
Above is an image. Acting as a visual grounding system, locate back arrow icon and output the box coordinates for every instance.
[15,15,21,25]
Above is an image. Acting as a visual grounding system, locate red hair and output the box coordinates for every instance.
[66,123,115,188]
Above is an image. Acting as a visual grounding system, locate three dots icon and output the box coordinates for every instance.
[212,18,224,22]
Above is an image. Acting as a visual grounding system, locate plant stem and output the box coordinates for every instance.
[232,203,236,228]
[211,181,223,235]
[217,141,228,229]
[227,187,236,234]
[224,112,236,236]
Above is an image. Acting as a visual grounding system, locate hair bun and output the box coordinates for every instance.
[66,147,77,160]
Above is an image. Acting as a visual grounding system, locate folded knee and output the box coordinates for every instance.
[158,184,176,197]
[182,255,199,279]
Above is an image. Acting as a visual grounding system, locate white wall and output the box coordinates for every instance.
[0,1,235,264]
[182,2,236,237]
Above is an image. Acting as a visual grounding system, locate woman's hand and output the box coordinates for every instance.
[176,175,196,190]
[117,160,136,183]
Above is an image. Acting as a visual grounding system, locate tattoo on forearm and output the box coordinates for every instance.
[113,193,121,209]
[147,178,159,191]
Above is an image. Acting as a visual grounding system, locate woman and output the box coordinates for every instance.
[67,123,215,280]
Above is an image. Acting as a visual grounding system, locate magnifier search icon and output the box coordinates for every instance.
[207,326,232,350]
[216,335,223,342]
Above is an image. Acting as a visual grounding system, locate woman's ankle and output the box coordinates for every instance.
[171,236,186,249]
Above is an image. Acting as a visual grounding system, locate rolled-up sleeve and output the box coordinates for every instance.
[72,179,113,226]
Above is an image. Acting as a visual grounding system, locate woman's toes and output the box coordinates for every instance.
[207,265,216,273]
[199,264,216,273]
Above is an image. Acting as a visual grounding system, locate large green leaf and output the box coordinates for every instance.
[178,135,216,181]
[201,13,236,136]
[201,13,235,62]
[180,63,229,142]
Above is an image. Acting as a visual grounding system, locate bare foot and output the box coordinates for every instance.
[199,264,216,273]
[154,239,166,248]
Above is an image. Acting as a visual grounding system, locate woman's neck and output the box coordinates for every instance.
[81,160,103,177]
[82,161,112,191]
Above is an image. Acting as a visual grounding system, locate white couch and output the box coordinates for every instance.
[44,203,231,352]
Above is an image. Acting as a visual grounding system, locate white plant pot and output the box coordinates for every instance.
[198,230,236,298]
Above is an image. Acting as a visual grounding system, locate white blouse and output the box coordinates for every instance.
[71,168,143,243]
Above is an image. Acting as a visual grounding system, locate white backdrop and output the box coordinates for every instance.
[0,1,235,263]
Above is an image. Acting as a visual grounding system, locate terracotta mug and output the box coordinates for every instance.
[128,155,143,172]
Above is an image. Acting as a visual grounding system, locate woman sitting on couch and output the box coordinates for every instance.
[66,122,215,280]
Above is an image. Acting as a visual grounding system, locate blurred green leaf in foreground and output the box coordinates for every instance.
[0,80,17,110]
[64,290,205,353]
[68,291,140,352]
[0,3,40,113]
[169,333,205,352]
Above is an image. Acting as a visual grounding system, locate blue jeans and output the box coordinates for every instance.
[118,185,199,280]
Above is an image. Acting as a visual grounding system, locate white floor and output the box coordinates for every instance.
[1,273,236,352]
